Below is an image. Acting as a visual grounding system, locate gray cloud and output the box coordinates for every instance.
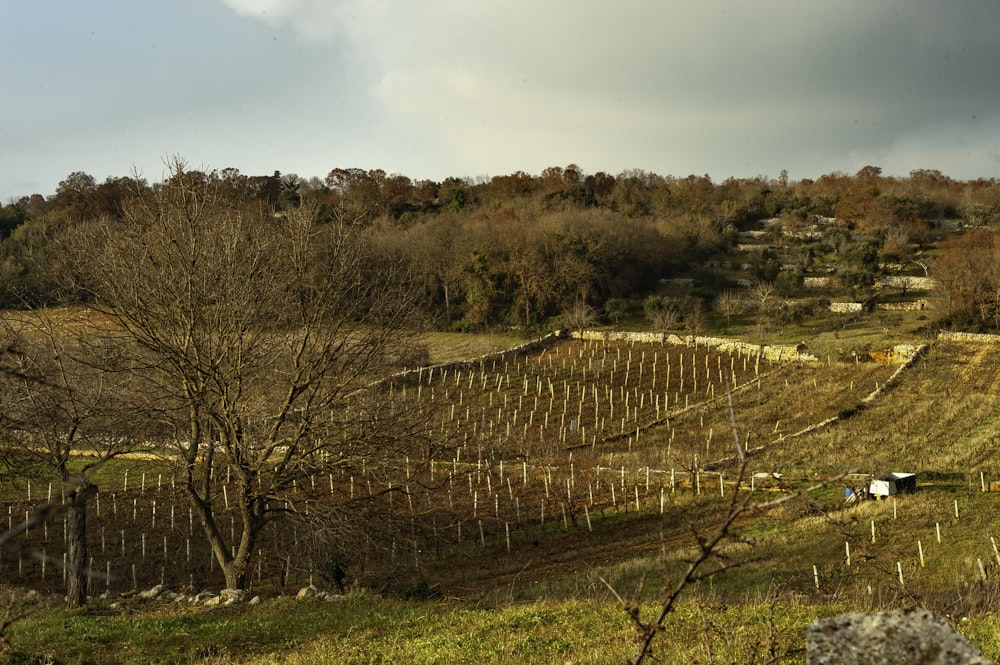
[3,0,1000,198]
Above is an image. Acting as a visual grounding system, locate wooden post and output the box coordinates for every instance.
[845,541,851,567]
[918,540,925,567]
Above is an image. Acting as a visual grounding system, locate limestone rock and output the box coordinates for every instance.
[219,588,247,605]
[138,584,164,600]
[807,609,993,665]
[192,591,215,604]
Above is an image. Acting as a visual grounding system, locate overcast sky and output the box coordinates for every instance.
[3,0,1000,199]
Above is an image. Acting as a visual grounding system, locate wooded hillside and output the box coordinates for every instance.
[4,163,1000,331]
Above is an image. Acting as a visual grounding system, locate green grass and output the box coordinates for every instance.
[8,593,998,664]
[0,594,847,665]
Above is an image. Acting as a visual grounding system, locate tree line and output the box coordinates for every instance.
[5,163,1000,331]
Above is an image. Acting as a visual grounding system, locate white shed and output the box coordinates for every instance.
[868,472,916,497]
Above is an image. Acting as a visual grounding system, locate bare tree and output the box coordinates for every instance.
[560,300,598,333]
[748,280,777,313]
[67,161,432,590]
[683,298,706,340]
[0,312,138,606]
[648,304,680,338]
[715,290,745,331]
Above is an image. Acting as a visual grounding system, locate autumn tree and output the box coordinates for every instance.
[932,228,1000,327]
[68,161,431,590]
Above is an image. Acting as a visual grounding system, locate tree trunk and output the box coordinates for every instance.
[219,522,259,591]
[66,481,97,607]
[192,491,261,591]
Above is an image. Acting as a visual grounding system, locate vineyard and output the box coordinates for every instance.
[0,334,904,599]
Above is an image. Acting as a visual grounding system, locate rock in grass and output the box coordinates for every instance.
[138,584,164,600]
[297,585,318,599]
[219,588,247,605]
[807,608,993,664]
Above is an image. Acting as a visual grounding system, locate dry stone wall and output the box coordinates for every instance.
[939,331,1000,344]
[571,330,818,363]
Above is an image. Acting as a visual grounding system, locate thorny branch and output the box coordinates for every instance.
[616,385,854,664]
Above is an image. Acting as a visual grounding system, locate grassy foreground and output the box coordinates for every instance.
[5,593,1000,664]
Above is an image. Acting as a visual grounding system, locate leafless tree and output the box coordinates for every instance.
[648,305,680,338]
[561,300,598,333]
[0,312,139,606]
[749,280,777,313]
[65,160,433,590]
[683,298,706,340]
[715,290,745,331]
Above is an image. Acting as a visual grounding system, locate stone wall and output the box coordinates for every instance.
[372,330,566,390]
[939,330,1000,344]
[876,300,928,311]
[570,330,818,362]
[879,275,937,291]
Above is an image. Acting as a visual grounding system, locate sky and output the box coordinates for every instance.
[3,0,1000,199]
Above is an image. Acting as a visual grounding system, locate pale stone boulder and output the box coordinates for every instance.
[807,609,993,664]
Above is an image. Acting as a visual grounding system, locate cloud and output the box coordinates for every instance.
[212,1,1000,179]
[7,0,1000,199]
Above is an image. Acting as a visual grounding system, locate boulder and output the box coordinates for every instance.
[138,584,164,600]
[807,609,993,664]
[296,585,318,599]
[192,591,216,604]
[219,588,247,605]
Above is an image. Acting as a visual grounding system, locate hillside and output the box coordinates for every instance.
[6,326,1000,663]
